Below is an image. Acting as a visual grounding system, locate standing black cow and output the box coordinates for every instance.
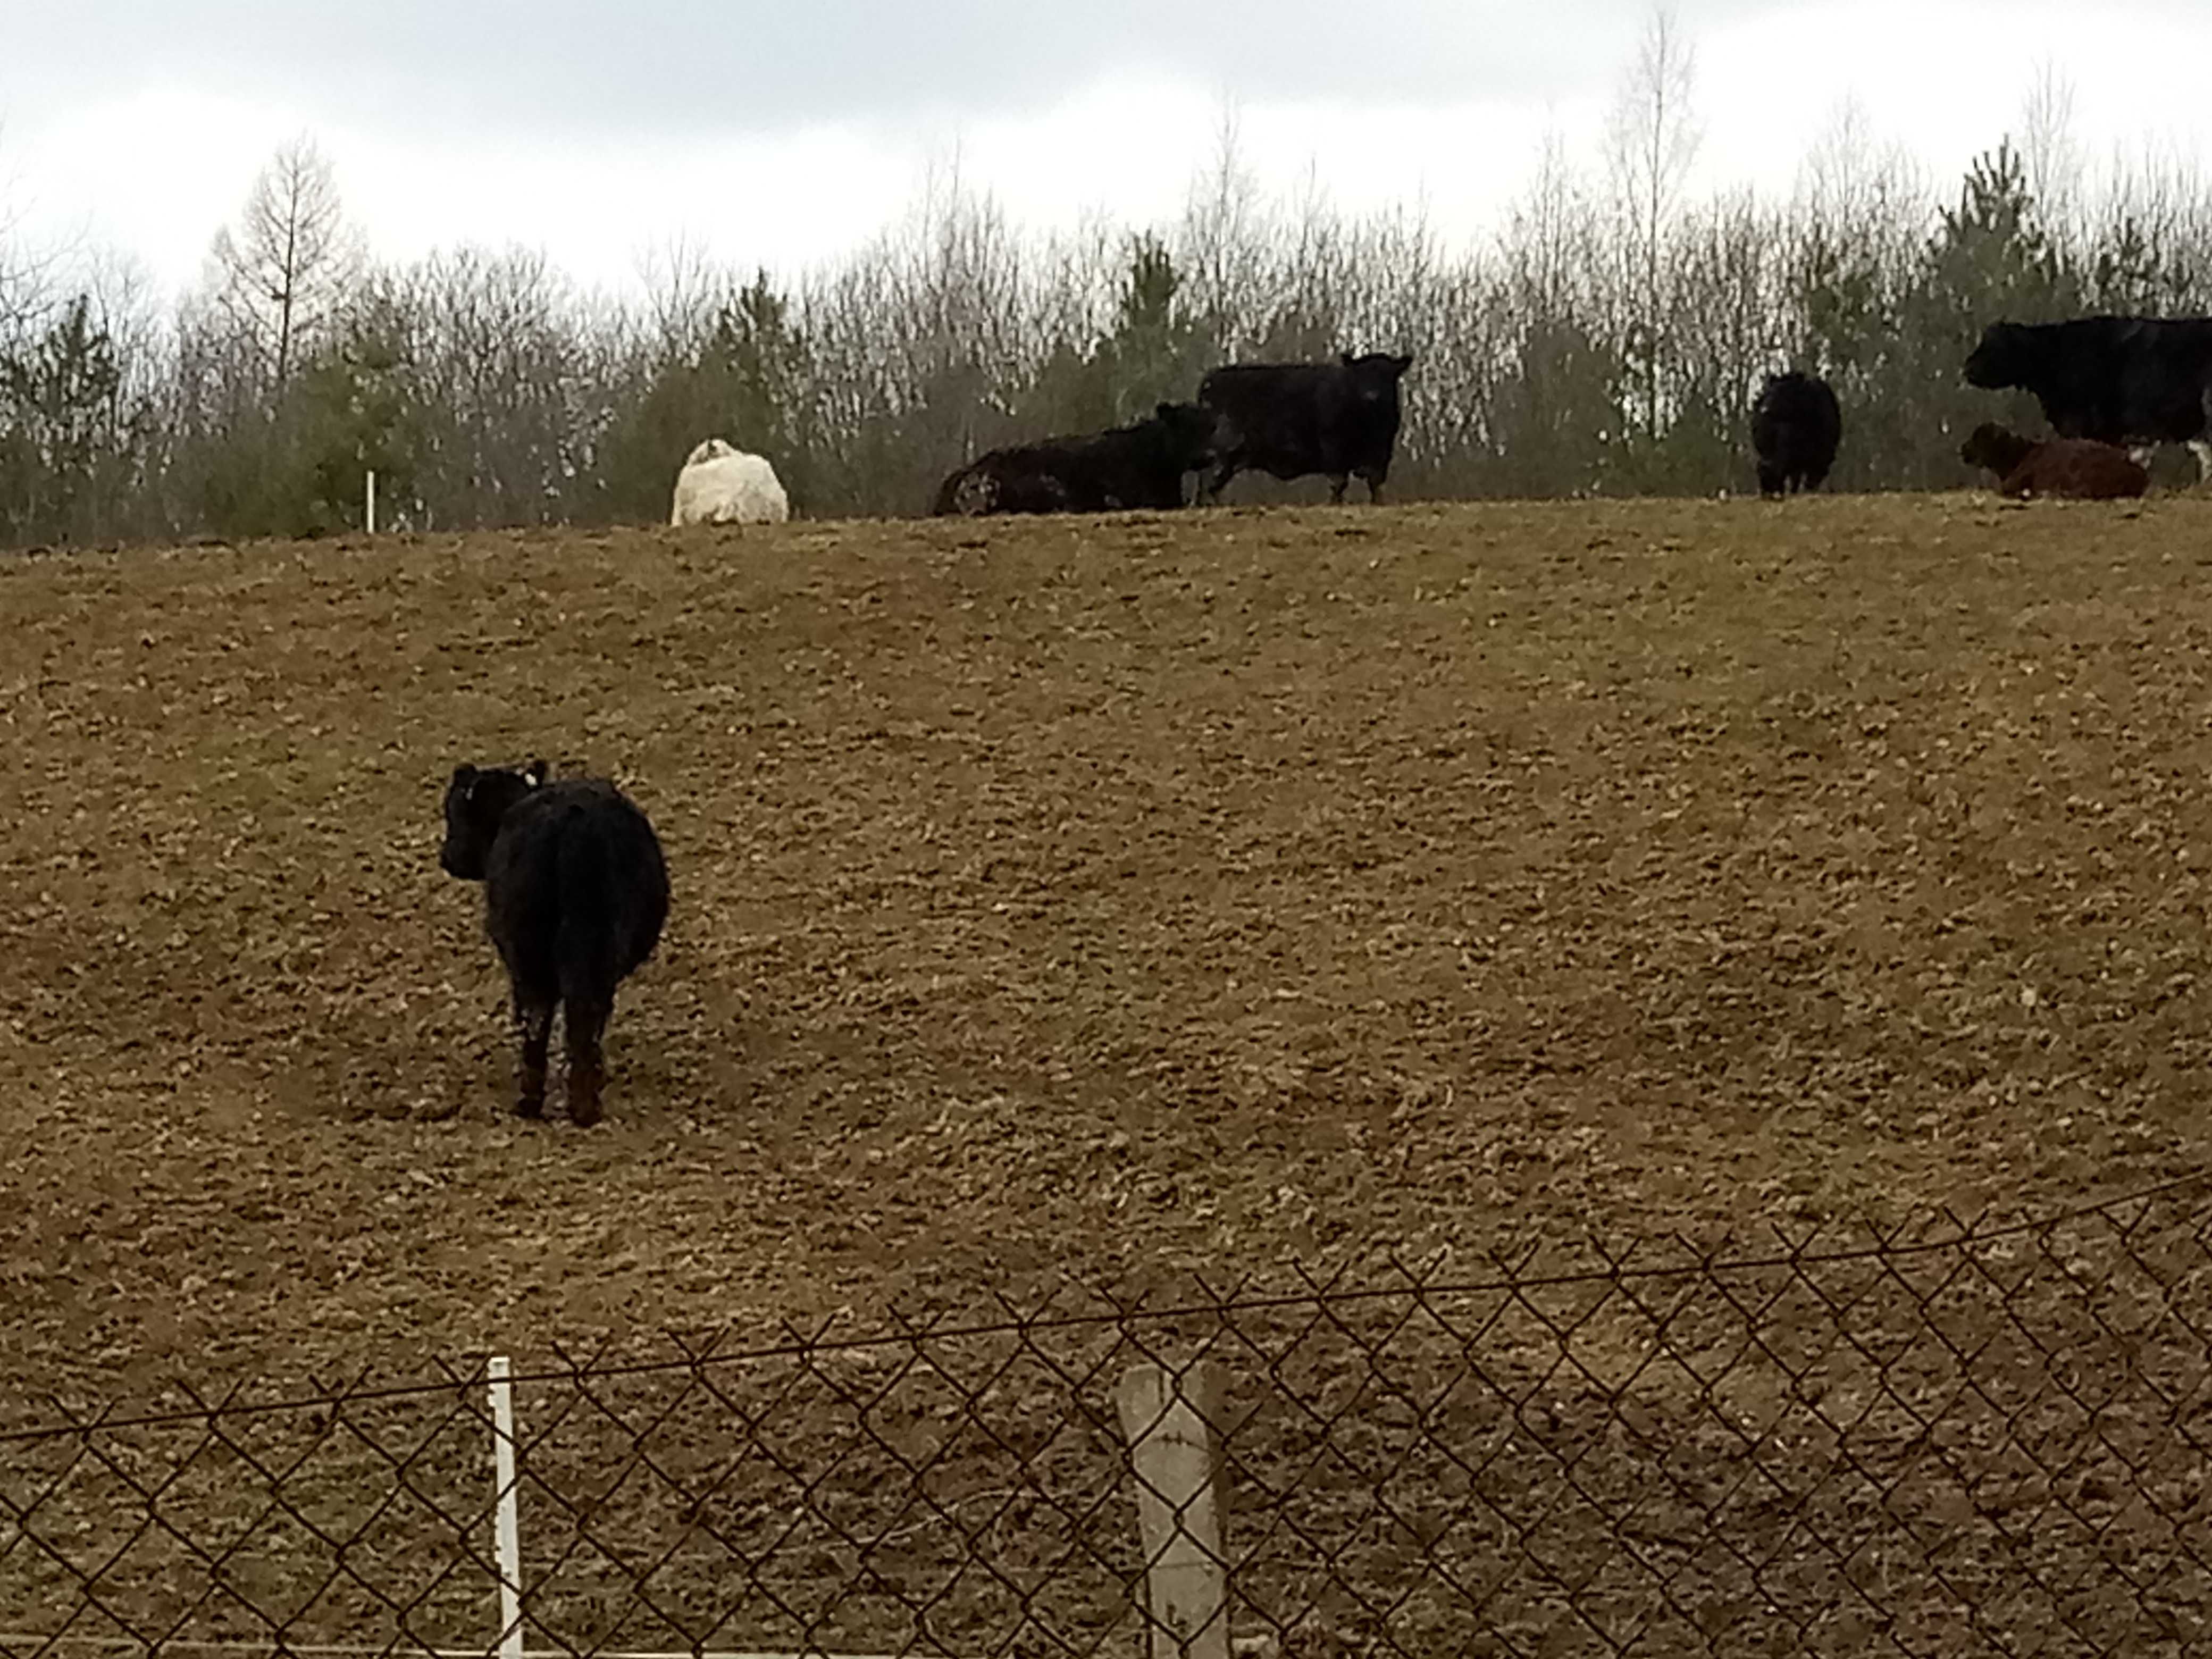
[1749,371,1843,497]
[439,760,670,1127]
[1964,315,2212,479]
[932,403,1219,516]
[1196,351,1414,505]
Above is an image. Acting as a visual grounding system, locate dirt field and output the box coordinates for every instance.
[7,493,2212,1402]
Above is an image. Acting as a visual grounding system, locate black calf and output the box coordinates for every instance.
[440,760,669,1126]
[1749,371,1842,497]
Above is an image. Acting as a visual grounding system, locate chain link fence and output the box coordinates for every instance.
[7,1177,2212,1659]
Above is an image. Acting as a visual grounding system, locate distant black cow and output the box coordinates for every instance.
[439,760,670,1127]
[1958,422,2150,500]
[932,402,1219,517]
[1749,371,1842,497]
[1196,351,1414,505]
[1964,315,2212,479]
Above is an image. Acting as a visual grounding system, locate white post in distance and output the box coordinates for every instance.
[487,1356,525,1659]
[365,468,378,536]
[1115,1360,1231,1659]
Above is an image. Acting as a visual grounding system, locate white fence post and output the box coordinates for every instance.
[487,1356,524,1659]
[1115,1360,1231,1659]
[365,469,378,536]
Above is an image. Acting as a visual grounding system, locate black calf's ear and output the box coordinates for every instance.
[451,764,477,786]
[524,759,549,786]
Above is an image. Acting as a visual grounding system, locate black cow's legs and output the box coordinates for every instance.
[564,998,612,1128]
[1328,474,1350,504]
[514,994,554,1119]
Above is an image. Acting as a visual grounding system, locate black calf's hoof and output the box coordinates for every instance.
[567,1055,606,1127]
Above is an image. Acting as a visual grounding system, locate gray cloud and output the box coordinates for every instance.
[7,1,1783,137]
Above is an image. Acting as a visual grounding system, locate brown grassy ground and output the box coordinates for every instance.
[6,493,2212,1402]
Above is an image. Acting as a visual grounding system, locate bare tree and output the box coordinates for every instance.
[1670,188,1784,480]
[1786,98,1928,386]
[2018,61,2084,252]
[1507,129,1596,320]
[1492,130,1632,495]
[2097,139,2212,310]
[1604,5,1702,437]
[0,132,58,347]
[1177,103,1270,358]
[1797,99,1924,241]
[208,136,361,393]
[635,233,721,363]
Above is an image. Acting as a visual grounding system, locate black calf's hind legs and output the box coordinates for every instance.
[511,995,613,1127]
[563,998,613,1128]
[514,995,554,1119]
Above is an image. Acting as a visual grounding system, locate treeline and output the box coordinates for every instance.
[6,56,2212,547]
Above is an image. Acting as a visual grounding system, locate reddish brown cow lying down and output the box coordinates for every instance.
[1959,422,2149,499]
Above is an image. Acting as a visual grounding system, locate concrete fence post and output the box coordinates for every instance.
[1115,1360,1231,1659]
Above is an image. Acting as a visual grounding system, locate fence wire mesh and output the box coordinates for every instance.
[7,1177,2212,1659]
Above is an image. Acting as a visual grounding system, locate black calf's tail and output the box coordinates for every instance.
[552,832,627,1012]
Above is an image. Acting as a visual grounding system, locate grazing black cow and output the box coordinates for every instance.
[439,760,669,1127]
[1958,422,2150,499]
[1749,371,1842,497]
[1964,316,2212,479]
[932,402,1219,516]
[1196,351,1414,505]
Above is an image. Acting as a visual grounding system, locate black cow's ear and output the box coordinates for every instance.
[451,764,476,786]
[1395,353,1414,372]
[524,759,549,786]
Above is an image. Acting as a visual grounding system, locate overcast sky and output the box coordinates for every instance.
[7,1,2212,299]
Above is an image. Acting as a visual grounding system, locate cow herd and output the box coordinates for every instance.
[672,317,2212,527]
[1758,312,2212,504]
[1963,316,2212,482]
[928,350,1418,517]
[458,314,2205,1126]
[664,350,1417,528]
